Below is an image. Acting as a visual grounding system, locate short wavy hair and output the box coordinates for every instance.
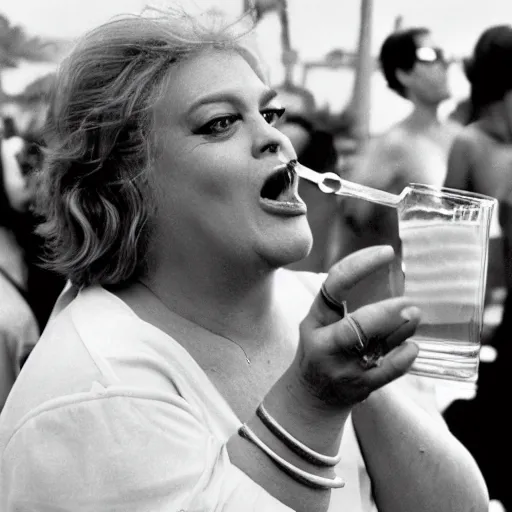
[37,6,260,288]
[379,27,430,98]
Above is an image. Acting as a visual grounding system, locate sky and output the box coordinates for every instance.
[2,0,512,132]
[3,0,512,56]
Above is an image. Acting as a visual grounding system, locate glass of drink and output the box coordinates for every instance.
[285,160,498,383]
[396,184,496,383]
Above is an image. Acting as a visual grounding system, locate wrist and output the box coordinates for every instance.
[262,368,351,455]
[244,414,340,480]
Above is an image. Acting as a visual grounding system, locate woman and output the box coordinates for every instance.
[0,7,488,512]
[443,24,512,510]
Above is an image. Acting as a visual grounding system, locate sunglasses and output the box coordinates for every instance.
[415,46,447,64]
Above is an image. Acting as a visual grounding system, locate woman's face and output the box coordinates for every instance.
[150,49,312,269]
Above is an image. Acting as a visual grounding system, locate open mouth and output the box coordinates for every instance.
[260,160,299,202]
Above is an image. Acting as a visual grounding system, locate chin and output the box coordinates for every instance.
[261,230,313,269]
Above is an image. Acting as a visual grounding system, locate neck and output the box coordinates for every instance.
[406,100,441,130]
[140,253,280,346]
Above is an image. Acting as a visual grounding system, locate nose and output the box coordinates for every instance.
[251,119,296,161]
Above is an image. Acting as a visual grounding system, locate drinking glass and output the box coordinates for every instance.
[292,163,497,383]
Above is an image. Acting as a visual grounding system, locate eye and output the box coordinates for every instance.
[261,107,286,126]
[195,114,241,136]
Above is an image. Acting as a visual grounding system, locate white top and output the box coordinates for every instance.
[0,272,376,511]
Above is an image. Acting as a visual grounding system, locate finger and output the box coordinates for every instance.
[324,297,420,355]
[384,307,421,349]
[364,341,419,388]
[310,245,396,326]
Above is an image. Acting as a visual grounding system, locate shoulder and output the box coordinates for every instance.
[444,125,487,189]
[0,387,205,507]
[363,126,414,173]
[443,118,464,137]
[0,286,180,432]
[0,384,291,512]
[447,125,487,166]
[351,127,411,190]
[452,124,484,147]
[367,126,411,158]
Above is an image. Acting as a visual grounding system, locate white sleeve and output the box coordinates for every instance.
[1,385,294,512]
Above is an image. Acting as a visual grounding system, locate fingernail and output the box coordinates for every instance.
[379,245,394,258]
[400,306,421,322]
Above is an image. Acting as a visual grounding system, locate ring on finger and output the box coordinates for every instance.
[345,314,381,370]
[345,314,367,354]
[320,282,347,318]
[359,353,381,370]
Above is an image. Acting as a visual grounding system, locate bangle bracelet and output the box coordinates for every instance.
[238,424,345,490]
[257,403,342,467]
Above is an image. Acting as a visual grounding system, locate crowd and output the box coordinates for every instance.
[0,4,510,511]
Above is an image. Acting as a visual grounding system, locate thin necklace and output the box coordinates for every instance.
[137,280,252,365]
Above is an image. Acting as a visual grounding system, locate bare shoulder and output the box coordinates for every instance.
[444,124,482,189]
[450,124,490,157]
[445,118,464,134]
[369,124,411,155]
[361,125,412,171]
[350,125,412,190]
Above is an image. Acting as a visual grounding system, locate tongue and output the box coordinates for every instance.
[276,186,297,203]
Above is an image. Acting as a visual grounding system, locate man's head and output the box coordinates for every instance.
[465,24,512,115]
[380,27,450,105]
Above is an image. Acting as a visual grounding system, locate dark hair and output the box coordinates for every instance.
[464,24,512,114]
[282,114,337,172]
[379,27,430,98]
[36,8,260,288]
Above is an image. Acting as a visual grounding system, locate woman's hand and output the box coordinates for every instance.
[290,245,421,409]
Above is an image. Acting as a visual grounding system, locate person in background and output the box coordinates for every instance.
[0,6,488,512]
[350,26,458,210]
[327,27,457,312]
[325,28,467,416]
[331,27,459,267]
[442,24,512,511]
[0,119,40,410]
[330,28,455,301]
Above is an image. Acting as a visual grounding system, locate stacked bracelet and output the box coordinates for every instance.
[238,424,345,490]
[256,403,342,467]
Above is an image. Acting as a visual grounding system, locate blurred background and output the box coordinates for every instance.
[2,0,512,135]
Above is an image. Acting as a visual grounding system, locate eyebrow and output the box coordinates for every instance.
[187,88,278,115]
